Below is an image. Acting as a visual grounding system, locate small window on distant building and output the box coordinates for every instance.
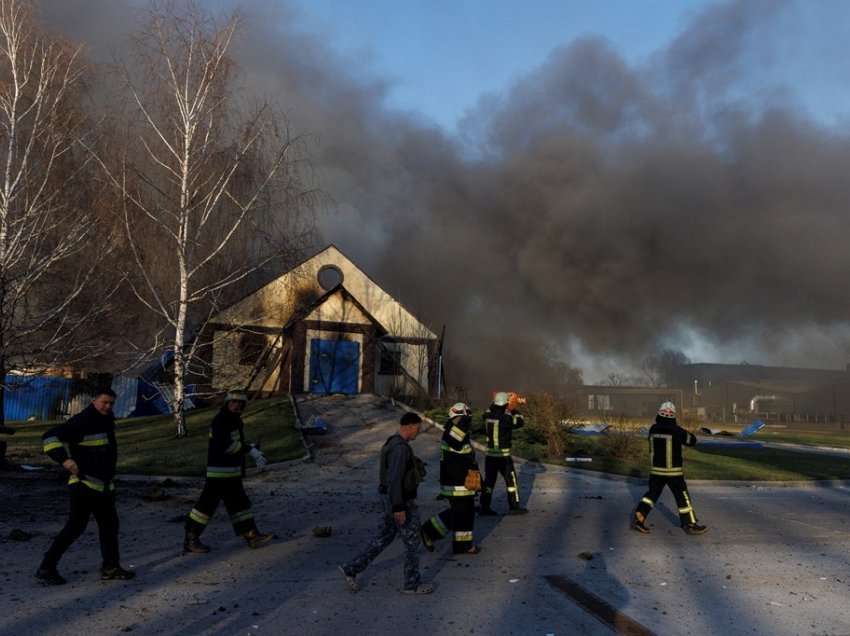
[239,332,267,366]
[379,346,402,376]
[588,394,612,411]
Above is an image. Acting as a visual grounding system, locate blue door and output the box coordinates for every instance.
[309,339,360,395]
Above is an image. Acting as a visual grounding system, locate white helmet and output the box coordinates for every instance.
[225,391,248,403]
[448,402,470,419]
[493,392,509,406]
[657,401,676,419]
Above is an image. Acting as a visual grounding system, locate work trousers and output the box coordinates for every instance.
[341,496,422,590]
[480,455,520,510]
[186,478,256,536]
[422,495,475,553]
[42,483,120,569]
[635,475,697,525]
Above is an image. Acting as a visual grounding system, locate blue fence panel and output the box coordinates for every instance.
[4,376,73,421]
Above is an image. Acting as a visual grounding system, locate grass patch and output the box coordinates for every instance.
[757,429,850,449]
[424,407,850,481]
[5,396,303,477]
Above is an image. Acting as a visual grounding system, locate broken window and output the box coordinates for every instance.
[379,346,402,376]
[239,332,267,366]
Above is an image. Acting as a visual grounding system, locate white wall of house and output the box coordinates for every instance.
[374,341,430,397]
[211,330,285,392]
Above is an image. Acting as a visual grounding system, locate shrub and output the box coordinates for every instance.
[523,392,571,459]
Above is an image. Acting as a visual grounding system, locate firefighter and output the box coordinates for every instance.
[183,391,273,553]
[36,388,135,585]
[479,392,528,515]
[420,403,482,555]
[632,401,707,535]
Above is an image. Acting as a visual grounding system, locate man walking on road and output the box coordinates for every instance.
[421,402,482,555]
[36,388,136,585]
[183,391,273,553]
[339,411,433,594]
[479,392,528,516]
[632,401,707,535]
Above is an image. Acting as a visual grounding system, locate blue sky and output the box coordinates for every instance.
[287,0,850,133]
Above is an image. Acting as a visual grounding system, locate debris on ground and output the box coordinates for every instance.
[312,526,333,538]
[8,528,35,541]
[577,551,594,561]
[301,415,329,435]
[566,423,609,436]
[142,487,172,502]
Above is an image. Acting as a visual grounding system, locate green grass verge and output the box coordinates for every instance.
[424,408,850,481]
[756,429,850,449]
[5,396,304,477]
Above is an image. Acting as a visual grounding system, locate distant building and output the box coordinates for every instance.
[574,385,684,420]
[669,362,850,424]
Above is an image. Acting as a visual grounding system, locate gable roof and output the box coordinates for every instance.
[283,284,388,336]
[211,244,437,339]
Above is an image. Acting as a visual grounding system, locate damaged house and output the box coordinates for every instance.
[200,245,439,401]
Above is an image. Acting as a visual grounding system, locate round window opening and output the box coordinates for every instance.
[317,264,344,291]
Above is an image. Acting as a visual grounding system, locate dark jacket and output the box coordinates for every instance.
[483,404,524,457]
[440,415,478,496]
[206,407,248,479]
[379,433,422,512]
[647,416,697,477]
[42,404,117,493]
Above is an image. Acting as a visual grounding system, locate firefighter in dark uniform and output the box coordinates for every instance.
[36,388,136,585]
[632,401,707,535]
[479,392,528,515]
[183,391,273,553]
[421,403,482,555]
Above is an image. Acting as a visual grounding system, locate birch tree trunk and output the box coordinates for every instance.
[0,0,105,427]
[84,2,315,437]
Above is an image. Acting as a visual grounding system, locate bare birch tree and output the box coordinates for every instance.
[0,0,109,425]
[84,2,314,437]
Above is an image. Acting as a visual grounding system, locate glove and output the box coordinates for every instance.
[464,468,482,492]
[249,446,267,472]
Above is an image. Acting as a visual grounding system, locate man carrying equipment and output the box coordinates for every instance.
[183,391,273,553]
[632,401,707,535]
[421,403,482,555]
[479,392,528,516]
[36,389,135,585]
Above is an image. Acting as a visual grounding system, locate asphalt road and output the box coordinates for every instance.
[1,394,849,636]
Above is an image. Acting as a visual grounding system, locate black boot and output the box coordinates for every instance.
[507,506,529,515]
[683,522,708,535]
[35,565,66,586]
[183,529,211,554]
[101,565,136,581]
[242,528,273,549]
[631,510,650,534]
